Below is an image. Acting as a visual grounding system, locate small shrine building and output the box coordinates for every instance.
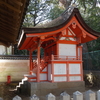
[18,8,100,94]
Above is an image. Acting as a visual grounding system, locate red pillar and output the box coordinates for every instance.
[79,45,83,81]
[76,45,78,60]
[80,45,83,60]
[29,50,33,74]
[37,40,40,82]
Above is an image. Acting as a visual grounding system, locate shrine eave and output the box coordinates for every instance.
[18,8,100,50]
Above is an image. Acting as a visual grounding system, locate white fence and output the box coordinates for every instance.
[0,90,100,100]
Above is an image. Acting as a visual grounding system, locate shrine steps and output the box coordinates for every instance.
[14,74,36,94]
[14,77,28,91]
[25,74,37,82]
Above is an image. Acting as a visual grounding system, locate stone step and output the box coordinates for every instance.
[14,77,28,91]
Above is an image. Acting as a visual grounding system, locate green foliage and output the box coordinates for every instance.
[23,14,34,27]
[23,0,52,27]
[77,0,99,10]
[86,38,100,51]
[83,50,100,70]
[48,5,65,20]
[77,0,100,31]
[76,0,100,51]
[45,0,59,4]
[83,7,100,32]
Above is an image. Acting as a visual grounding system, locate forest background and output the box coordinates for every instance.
[15,0,100,55]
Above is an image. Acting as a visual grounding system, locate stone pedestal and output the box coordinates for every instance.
[46,93,55,100]
[60,91,70,100]
[12,95,22,100]
[73,91,83,100]
[0,97,3,100]
[27,81,85,96]
[30,94,39,100]
[97,90,100,100]
[85,90,95,100]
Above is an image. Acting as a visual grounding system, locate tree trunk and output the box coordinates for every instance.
[59,0,72,8]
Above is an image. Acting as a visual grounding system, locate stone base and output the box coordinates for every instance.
[27,81,85,96]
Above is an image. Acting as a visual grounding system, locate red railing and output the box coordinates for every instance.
[33,60,37,69]
[32,56,50,72]
[51,55,81,61]
[40,56,50,71]
[32,55,81,73]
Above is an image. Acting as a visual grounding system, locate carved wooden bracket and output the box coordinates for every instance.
[82,31,86,38]
[72,22,76,29]
[62,29,66,36]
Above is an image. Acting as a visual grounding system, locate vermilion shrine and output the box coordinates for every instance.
[18,8,99,96]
